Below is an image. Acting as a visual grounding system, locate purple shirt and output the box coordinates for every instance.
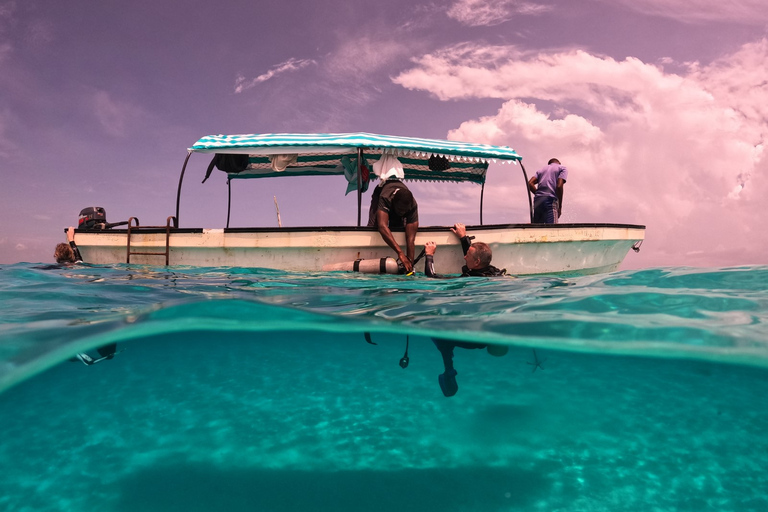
[534,163,568,199]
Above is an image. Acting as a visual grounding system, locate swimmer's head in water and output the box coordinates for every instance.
[54,243,75,264]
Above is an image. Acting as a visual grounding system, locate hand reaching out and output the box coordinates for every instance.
[450,223,466,238]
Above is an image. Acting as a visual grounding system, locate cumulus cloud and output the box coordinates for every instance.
[447,0,551,26]
[235,58,315,93]
[393,40,768,267]
[602,0,768,24]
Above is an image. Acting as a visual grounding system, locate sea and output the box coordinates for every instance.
[1,262,767,512]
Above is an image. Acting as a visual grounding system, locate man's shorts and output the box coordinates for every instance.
[533,196,559,224]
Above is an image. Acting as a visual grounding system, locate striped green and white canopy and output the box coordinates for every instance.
[191,132,522,184]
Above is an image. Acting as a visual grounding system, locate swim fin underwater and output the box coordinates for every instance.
[70,343,123,366]
[438,368,459,397]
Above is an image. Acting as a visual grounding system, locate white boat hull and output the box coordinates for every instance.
[74,223,644,276]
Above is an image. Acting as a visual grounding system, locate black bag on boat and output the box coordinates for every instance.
[202,153,250,183]
[428,155,451,171]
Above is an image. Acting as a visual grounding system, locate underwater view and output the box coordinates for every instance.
[1,263,767,512]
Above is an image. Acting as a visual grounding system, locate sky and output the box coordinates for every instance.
[0,0,766,269]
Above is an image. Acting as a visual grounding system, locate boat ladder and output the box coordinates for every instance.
[126,216,178,265]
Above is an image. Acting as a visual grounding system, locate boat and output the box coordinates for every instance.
[73,132,644,276]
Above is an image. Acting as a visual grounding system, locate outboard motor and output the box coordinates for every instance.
[78,207,107,229]
[77,207,129,229]
[323,257,403,274]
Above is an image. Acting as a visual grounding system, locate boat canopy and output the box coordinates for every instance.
[190,132,522,185]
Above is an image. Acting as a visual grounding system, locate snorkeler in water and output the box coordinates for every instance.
[54,227,84,264]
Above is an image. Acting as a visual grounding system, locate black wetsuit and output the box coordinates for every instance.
[70,241,83,263]
[38,241,85,270]
[424,236,506,278]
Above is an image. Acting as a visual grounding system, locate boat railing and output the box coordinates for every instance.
[126,216,178,265]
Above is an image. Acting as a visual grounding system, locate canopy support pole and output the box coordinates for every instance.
[226,178,232,229]
[175,151,193,226]
[480,182,485,225]
[520,161,533,222]
[356,148,363,227]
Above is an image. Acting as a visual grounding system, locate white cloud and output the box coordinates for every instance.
[602,0,768,24]
[236,36,413,129]
[393,40,768,267]
[235,58,315,93]
[92,90,143,137]
[447,0,551,27]
[325,37,407,80]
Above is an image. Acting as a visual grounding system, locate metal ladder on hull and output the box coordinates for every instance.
[126,216,178,265]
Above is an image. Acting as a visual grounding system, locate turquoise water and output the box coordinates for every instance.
[1,263,767,511]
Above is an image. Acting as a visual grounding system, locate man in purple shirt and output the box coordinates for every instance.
[527,158,568,223]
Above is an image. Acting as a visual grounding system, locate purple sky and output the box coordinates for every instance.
[1,0,766,268]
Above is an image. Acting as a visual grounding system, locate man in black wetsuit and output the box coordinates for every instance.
[54,227,84,264]
[368,179,419,274]
[423,223,508,396]
[423,223,505,278]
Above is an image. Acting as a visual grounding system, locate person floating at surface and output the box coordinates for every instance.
[367,154,419,274]
[54,227,83,264]
[423,223,506,278]
[527,158,568,223]
[423,223,507,396]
